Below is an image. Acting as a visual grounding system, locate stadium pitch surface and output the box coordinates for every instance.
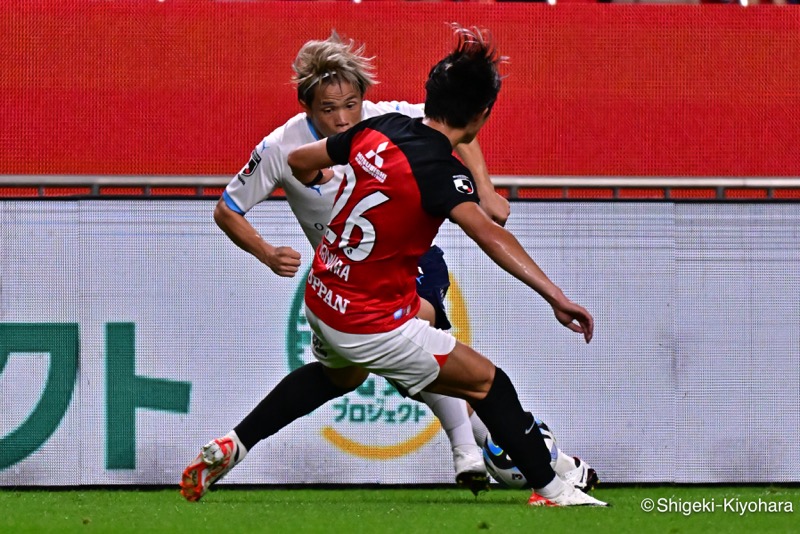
[1,486,797,533]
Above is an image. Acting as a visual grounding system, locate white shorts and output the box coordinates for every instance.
[305,308,457,397]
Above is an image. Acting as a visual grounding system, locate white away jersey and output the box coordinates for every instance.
[223,101,424,247]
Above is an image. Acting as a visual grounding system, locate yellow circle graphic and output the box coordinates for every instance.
[322,275,470,459]
[321,419,442,460]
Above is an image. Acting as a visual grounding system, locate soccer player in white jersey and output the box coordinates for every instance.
[180,31,595,502]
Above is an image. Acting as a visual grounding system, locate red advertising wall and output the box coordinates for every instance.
[2,2,798,177]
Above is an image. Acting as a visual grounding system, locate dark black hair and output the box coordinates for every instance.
[424,26,504,129]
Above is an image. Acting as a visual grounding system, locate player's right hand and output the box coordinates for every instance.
[481,191,511,227]
[265,246,302,277]
[551,299,594,344]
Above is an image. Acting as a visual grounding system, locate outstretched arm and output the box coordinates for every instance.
[454,138,510,226]
[449,201,593,343]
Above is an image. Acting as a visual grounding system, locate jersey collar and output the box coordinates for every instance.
[305,117,323,141]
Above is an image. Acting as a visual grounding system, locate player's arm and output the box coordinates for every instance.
[214,198,301,278]
[454,138,510,226]
[217,139,302,278]
[449,201,593,343]
[287,139,336,186]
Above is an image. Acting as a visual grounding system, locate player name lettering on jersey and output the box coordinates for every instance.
[354,152,387,183]
[307,271,350,314]
[317,243,351,282]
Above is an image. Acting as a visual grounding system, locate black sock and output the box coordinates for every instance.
[234,362,354,451]
[469,367,555,489]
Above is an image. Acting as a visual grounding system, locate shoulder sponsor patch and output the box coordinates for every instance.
[452,175,474,195]
[238,149,262,184]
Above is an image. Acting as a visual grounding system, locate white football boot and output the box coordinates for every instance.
[180,436,241,502]
[561,456,599,493]
[528,483,608,507]
[453,444,490,496]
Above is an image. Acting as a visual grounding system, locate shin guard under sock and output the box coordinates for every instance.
[469,367,556,488]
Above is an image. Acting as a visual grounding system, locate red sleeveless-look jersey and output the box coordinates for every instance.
[304,113,479,334]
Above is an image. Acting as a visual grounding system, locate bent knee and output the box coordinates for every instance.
[463,365,496,401]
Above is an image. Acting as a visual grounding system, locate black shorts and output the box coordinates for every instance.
[416,245,452,331]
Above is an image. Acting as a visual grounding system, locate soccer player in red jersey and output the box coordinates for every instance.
[286,26,607,507]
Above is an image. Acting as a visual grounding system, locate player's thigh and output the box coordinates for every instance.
[321,365,369,390]
[416,245,452,330]
[307,310,453,398]
[417,297,436,326]
[306,313,369,390]
[424,341,495,402]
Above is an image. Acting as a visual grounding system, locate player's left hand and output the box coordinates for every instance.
[480,191,510,226]
[552,300,594,344]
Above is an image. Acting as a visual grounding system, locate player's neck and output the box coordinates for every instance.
[421,117,470,148]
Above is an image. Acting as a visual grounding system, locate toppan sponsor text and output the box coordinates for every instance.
[307,271,350,314]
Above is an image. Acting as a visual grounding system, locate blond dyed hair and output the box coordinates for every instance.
[292,31,377,106]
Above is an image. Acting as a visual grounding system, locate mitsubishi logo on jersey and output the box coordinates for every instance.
[355,140,389,183]
[364,141,388,168]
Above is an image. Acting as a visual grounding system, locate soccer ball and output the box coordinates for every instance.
[482,435,529,488]
[481,421,559,489]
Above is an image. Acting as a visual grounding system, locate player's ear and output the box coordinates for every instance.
[298,99,312,115]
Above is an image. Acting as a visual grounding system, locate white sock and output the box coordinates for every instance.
[419,392,474,449]
[469,411,489,447]
[226,430,248,463]
[535,474,568,498]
